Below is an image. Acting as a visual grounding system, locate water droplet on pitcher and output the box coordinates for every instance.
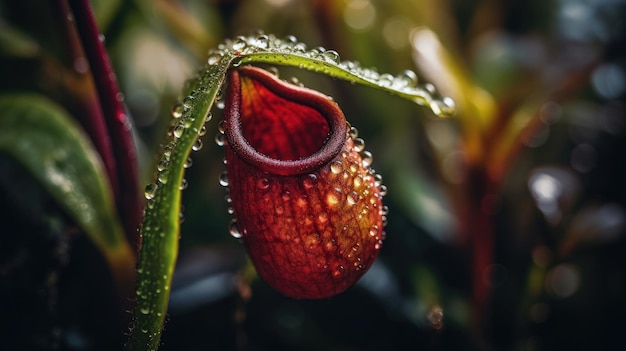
[349,126,359,139]
[229,219,242,239]
[256,178,270,190]
[379,184,388,196]
[302,174,318,189]
[326,189,341,206]
[361,151,373,167]
[369,225,379,237]
[219,171,229,187]
[380,205,389,216]
[353,138,365,152]
[317,212,329,224]
[215,133,225,146]
[330,161,343,174]
[347,192,359,206]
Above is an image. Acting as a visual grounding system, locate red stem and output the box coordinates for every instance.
[67,0,141,248]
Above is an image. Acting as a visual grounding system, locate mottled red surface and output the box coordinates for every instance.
[224,66,385,299]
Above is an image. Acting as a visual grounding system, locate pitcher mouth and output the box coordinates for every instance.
[223,66,347,176]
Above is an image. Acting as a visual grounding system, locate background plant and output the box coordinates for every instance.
[1,0,625,350]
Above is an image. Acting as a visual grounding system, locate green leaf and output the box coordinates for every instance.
[126,59,229,351]
[128,33,456,350]
[0,93,134,289]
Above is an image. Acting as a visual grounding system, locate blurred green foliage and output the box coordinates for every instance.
[1,0,625,350]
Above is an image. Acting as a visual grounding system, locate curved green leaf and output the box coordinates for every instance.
[128,32,456,350]
[126,60,230,350]
[0,93,134,289]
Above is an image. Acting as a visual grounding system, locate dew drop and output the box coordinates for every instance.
[379,184,388,196]
[163,143,174,158]
[157,160,168,172]
[198,125,207,137]
[330,161,343,174]
[326,190,340,206]
[293,42,307,52]
[232,36,247,51]
[347,191,359,205]
[157,173,168,184]
[378,73,394,87]
[354,175,363,188]
[173,123,185,138]
[139,306,150,315]
[192,138,203,151]
[207,54,221,65]
[369,225,379,237]
[349,162,359,174]
[317,212,328,224]
[297,195,308,207]
[275,206,284,215]
[430,97,456,118]
[380,205,389,216]
[361,150,373,167]
[302,174,318,189]
[283,35,298,45]
[182,95,194,109]
[228,219,242,239]
[256,178,269,190]
[144,183,157,200]
[397,69,418,86]
[216,100,225,110]
[205,112,213,123]
[179,178,188,190]
[219,171,229,187]
[281,191,291,201]
[217,120,225,134]
[183,157,193,169]
[374,173,383,185]
[267,66,280,77]
[322,49,340,64]
[215,133,225,146]
[353,138,365,152]
[332,265,344,277]
[255,34,269,49]
[349,126,359,139]
[171,103,184,118]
